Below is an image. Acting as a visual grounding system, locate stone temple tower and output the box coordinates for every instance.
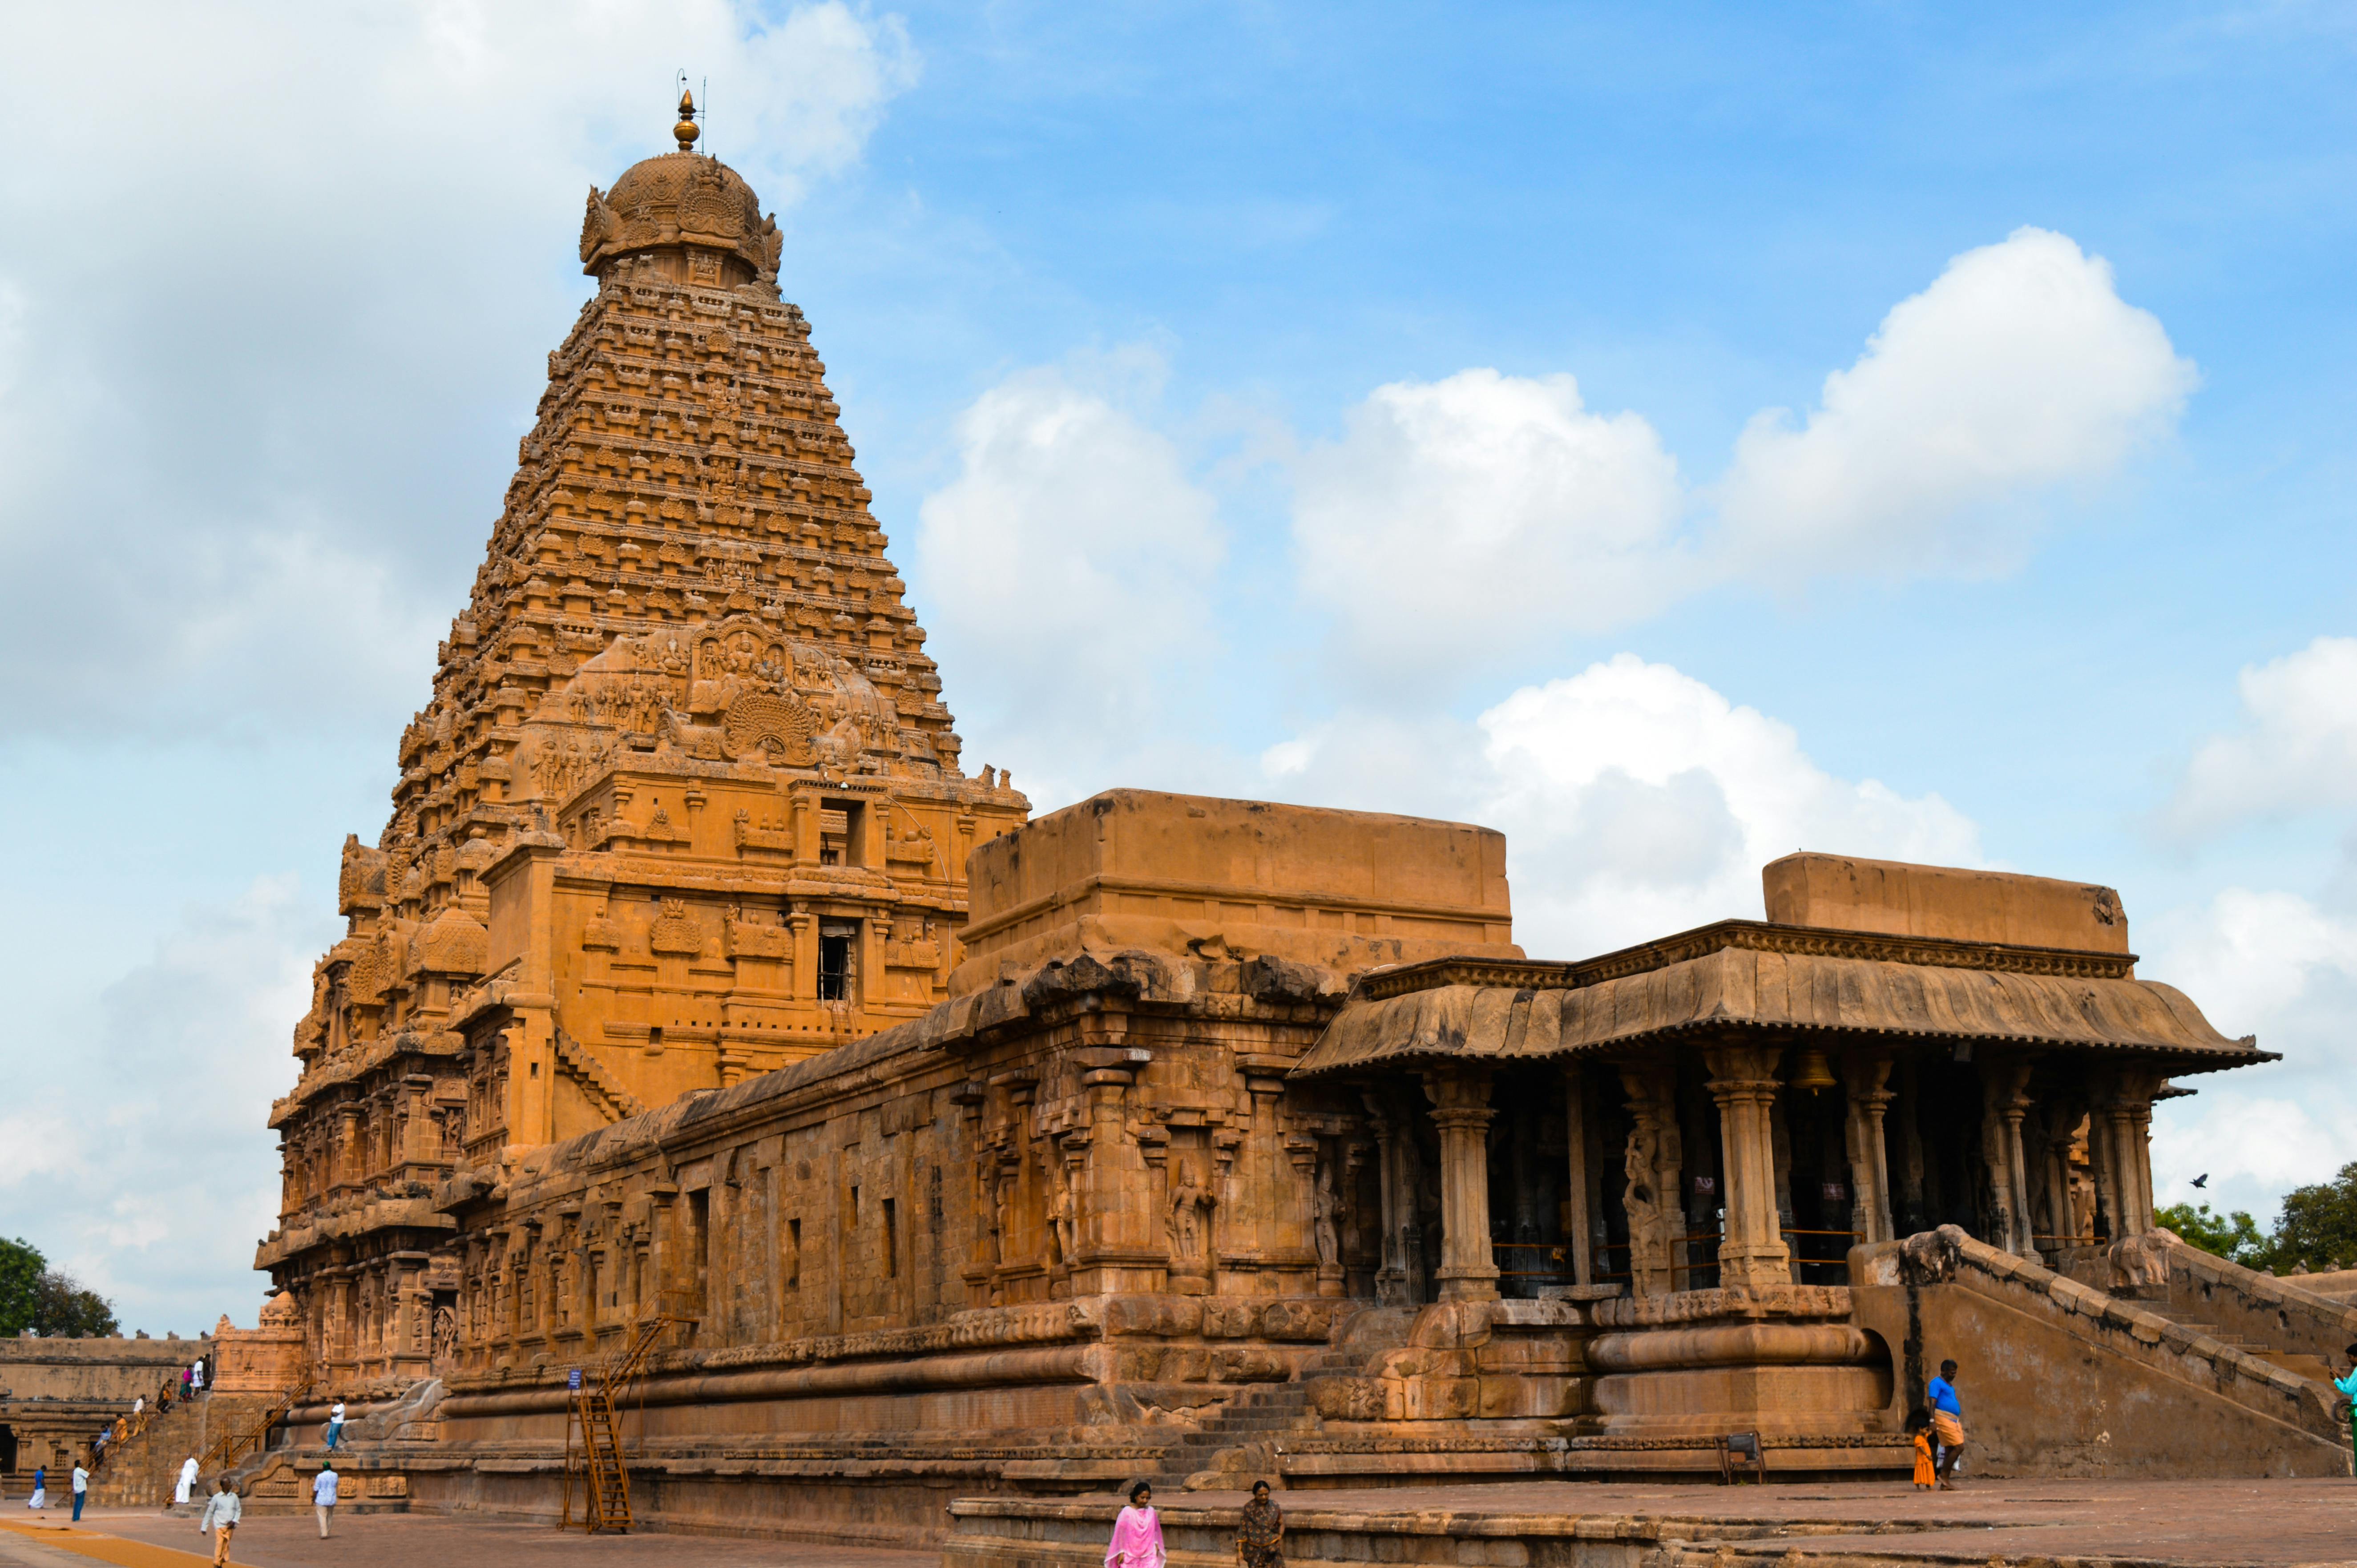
[258,98,1029,1385]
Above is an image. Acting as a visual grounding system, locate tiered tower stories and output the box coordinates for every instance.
[259,102,1029,1386]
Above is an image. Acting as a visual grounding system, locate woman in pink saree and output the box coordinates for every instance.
[1106,1481,1166,1568]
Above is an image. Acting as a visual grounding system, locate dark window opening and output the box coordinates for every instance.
[687,1188,711,1312]
[786,1217,801,1289]
[883,1197,898,1278]
[818,926,855,1000]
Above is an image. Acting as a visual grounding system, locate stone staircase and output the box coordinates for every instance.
[1157,1318,1413,1489]
[88,1395,210,1508]
[2132,1300,2337,1383]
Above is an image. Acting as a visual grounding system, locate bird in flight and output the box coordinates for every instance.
[2191,1174,2209,1189]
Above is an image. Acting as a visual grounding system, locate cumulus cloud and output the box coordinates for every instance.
[1262,654,1981,957]
[1716,227,2197,580]
[1283,231,2192,686]
[2163,636,2357,838]
[0,876,335,1334]
[1292,369,1686,680]
[0,1,915,742]
[2143,887,2357,1222]
[914,351,1229,802]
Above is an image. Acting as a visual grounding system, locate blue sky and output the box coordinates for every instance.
[1,1,2353,1331]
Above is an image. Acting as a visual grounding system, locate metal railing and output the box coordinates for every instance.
[1495,1226,1862,1288]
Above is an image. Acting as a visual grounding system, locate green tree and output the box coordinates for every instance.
[29,1269,117,1338]
[2268,1161,2357,1273]
[2157,1201,2270,1267]
[0,1237,44,1336]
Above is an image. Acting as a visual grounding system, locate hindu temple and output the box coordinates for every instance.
[170,100,2357,1548]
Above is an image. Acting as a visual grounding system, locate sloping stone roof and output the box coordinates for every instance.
[1292,919,2268,1077]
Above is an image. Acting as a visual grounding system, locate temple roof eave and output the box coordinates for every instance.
[1291,930,2270,1080]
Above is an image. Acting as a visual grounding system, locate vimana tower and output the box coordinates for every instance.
[260,98,1029,1379]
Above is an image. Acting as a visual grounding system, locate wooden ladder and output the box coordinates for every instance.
[561,1315,679,1533]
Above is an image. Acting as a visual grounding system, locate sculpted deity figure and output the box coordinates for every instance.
[1166,1166,1214,1266]
[1046,1156,1078,1270]
[1622,1122,1673,1293]
[1312,1161,1341,1268]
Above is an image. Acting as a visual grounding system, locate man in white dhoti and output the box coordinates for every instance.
[175,1456,200,1505]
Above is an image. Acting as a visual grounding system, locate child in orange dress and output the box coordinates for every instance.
[1905,1408,1935,1490]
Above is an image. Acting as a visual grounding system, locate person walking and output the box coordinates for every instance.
[175,1455,200,1507]
[180,1367,192,1400]
[26,1464,45,1510]
[1105,1481,1165,1568]
[69,1461,89,1522]
[326,1397,347,1450]
[1236,1479,1283,1568]
[2332,1343,2357,1467]
[189,1358,205,1397]
[196,1478,241,1568]
[313,1462,339,1538]
[1927,1358,1966,1489]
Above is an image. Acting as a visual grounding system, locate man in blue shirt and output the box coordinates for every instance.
[1926,1358,1965,1488]
[2333,1343,2357,1467]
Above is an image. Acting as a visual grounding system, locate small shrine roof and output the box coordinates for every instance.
[1292,919,2271,1078]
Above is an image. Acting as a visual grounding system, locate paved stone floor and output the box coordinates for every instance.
[0,1512,929,1568]
[1,1479,2350,1567]
[1150,1478,2357,1565]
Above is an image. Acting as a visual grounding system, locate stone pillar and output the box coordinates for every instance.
[1704,1043,1792,1292]
[2098,1070,2162,1239]
[788,911,816,999]
[1974,1058,2036,1254]
[1423,1066,1499,1302]
[791,792,815,864]
[1999,1063,2037,1256]
[1840,1052,1895,1246]
[1562,1066,1594,1287]
[1617,1064,1681,1297]
[1071,1049,1160,1295]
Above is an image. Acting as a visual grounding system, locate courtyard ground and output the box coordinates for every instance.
[0,1477,2348,1567]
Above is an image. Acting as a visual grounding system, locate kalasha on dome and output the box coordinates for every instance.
[578,89,782,291]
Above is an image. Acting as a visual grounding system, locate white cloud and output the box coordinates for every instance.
[2163,636,2357,838]
[1260,654,1981,957]
[0,1,915,742]
[914,352,1228,800]
[4,875,335,1334]
[2144,887,2357,1224]
[1292,369,1687,681]
[1282,231,2192,687]
[1716,227,2196,580]
[1478,656,1982,953]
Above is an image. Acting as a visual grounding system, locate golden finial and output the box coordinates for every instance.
[674,88,699,152]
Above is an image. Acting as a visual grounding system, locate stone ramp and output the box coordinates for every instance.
[944,1477,2357,1568]
[1853,1228,2351,1479]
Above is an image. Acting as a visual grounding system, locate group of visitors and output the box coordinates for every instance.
[1905,1357,1970,1490]
[1104,1478,1284,1568]
[17,1463,87,1520]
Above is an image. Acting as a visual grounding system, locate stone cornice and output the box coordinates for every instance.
[1354,919,2139,1004]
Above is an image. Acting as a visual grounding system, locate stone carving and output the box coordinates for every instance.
[1167,1165,1215,1268]
[648,898,703,956]
[1313,1160,1341,1268]
[1046,1155,1078,1271]
[721,690,817,762]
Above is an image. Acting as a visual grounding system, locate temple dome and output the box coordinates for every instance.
[579,97,780,290]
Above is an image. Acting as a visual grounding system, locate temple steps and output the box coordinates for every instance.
[2132,1303,2336,1383]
